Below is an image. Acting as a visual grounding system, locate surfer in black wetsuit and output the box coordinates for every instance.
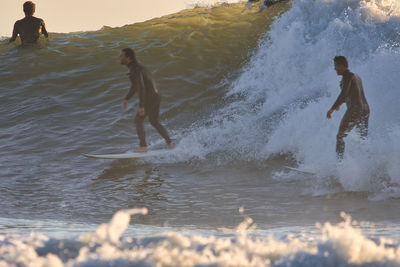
[120,48,174,153]
[327,56,370,159]
[9,1,48,45]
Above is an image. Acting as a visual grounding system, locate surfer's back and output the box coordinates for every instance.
[9,1,49,45]
[11,16,48,44]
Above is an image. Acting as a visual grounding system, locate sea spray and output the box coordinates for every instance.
[79,208,148,244]
[1,3,400,266]
[168,0,400,197]
[1,210,399,266]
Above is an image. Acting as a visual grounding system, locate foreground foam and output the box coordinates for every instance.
[0,210,399,266]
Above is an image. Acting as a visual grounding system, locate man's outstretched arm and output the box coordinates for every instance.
[41,20,48,38]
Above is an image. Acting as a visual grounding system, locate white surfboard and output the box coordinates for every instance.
[284,166,316,175]
[83,149,170,159]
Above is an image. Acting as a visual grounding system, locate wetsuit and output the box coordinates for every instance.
[9,16,48,45]
[331,70,370,158]
[125,61,172,147]
[264,0,282,7]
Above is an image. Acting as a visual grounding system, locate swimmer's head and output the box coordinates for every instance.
[23,1,36,16]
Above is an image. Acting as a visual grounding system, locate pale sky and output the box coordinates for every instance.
[0,0,188,37]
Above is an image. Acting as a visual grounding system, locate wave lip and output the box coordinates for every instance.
[0,0,246,37]
[169,0,400,197]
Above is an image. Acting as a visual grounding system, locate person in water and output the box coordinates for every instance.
[9,1,48,45]
[326,56,370,159]
[120,48,174,153]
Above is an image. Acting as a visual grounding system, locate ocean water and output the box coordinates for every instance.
[1,0,400,266]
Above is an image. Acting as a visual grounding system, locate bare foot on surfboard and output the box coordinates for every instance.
[168,143,175,150]
[135,147,148,153]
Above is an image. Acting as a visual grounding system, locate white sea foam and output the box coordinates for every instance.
[0,210,399,266]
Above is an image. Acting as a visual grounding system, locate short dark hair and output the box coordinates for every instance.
[23,1,35,16]
[122,48,136,61]
[334,56,348,68]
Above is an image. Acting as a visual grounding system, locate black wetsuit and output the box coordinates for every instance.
[264,0,282,7]
[331,70,370,158]
[125,61,172,147]
[9,16,48,45]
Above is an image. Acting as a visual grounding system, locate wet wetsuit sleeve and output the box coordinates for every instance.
[124,70,146,107]
[9,22,19,42]
[350,76,364,108]
[124,74,138,101]
[137,73,145,108]
[41,20,48,38]
[331,76,350,110]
